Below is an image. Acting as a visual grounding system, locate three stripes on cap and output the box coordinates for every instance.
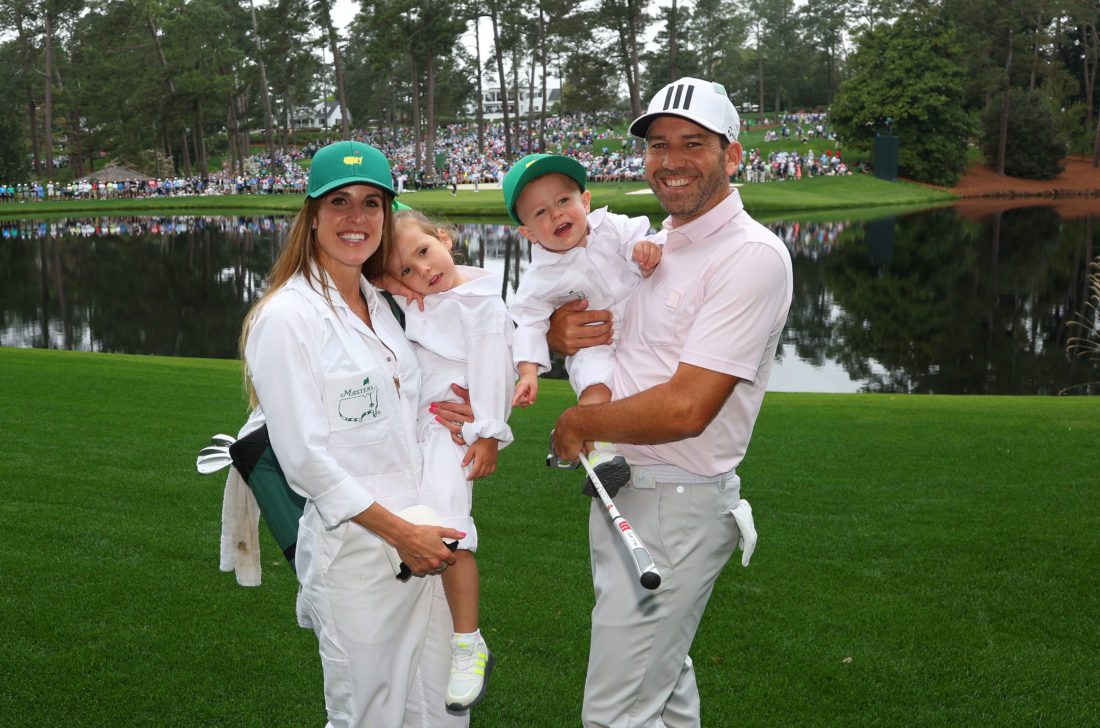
[663,83,694,111]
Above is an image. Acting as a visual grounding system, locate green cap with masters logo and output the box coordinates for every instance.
[502,153,587,225]
[306,140,395,198]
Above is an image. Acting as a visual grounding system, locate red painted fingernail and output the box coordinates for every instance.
[435,416,443,423]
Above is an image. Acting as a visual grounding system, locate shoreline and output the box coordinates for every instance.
[914,155,1100,219]
[7,157,1100,220]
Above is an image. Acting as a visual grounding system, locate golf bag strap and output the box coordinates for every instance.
[380,289,405,329]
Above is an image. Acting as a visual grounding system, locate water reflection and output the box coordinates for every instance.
[1,215,283,357]
[1,208,1097,394]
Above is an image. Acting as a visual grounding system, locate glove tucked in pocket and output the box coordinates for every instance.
[726,499,757,567]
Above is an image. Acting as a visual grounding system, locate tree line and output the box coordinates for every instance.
[2,0,1100,187]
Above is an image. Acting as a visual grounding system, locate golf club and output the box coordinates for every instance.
[198,445,230,458]
[209,434,236,449]
[196,452,233,475]
[579,456,661,591]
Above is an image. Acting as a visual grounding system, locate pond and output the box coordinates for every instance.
[2,204,1098,395]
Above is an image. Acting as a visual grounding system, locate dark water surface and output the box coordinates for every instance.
[2,205,1098,394]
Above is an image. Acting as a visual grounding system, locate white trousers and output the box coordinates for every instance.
[295,503,469,728]
[582,472,745,728]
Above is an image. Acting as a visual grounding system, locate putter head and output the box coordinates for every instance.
[545,430,579,470]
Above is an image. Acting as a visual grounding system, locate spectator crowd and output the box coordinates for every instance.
[1,111,849,204]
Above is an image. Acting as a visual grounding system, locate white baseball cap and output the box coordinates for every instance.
[629,77,741,142]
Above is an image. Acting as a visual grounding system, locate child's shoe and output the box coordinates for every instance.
[446,632,494,711]
[582,442,631,498]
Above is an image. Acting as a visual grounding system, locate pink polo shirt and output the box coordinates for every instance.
[613,189,793,476]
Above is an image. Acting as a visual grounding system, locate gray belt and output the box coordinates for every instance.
[629,464,737,490]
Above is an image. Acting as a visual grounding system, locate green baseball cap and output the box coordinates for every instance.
[306,140,395,198]
[502,154,587,224]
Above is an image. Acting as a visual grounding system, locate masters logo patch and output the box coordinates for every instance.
[338,377,380,422]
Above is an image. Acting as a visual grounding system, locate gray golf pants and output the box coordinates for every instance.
[582,466,745,728]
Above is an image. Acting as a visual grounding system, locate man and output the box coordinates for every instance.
[549,77,793,727]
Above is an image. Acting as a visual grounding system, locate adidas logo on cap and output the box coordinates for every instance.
[660,81,706,112]
[629,77,740,142]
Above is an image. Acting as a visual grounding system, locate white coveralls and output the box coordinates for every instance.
[582,191,793,727]
[398,266,515,551]
[245,269,468,728]
[509,207,663,397]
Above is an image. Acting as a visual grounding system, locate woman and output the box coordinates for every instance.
[239,140,469,728]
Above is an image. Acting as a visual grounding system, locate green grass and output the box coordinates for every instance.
[2,347,1098,726]
[0,174,956,224]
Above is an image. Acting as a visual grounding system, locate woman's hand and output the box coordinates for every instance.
[394,523,463,576]
[352,503,464,577]
[431,384,473,445]
[547,299,613,356]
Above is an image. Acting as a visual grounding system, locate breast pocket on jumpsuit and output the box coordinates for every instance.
[322,368,392,449]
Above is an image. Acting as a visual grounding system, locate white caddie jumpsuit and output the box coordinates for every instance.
[245,268,468,728]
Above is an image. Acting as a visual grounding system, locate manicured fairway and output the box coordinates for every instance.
[1,347,1096,726]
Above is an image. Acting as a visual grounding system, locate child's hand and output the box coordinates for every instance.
[375,272,426,311]
[511,377,538,408]
[462,437,499,480]
[633,240,662,278]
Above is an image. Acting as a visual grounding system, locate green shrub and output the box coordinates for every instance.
[830,10,974,187]
[979,88,1066,180]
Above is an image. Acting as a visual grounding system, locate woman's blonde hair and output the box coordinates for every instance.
[239,188,395,407]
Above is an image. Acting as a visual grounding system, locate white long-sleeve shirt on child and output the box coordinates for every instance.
[397,265,514,550]
[509,206,664,395]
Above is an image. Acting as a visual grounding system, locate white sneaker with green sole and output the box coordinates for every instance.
[445,633,494,711]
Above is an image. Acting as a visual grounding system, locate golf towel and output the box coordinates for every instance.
[219,465,262,587]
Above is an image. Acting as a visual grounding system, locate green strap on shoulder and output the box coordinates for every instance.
[379,289,406,330]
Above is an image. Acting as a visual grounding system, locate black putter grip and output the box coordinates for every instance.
[633,549,661,590]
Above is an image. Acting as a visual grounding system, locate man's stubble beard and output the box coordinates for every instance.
[648,154,729,221]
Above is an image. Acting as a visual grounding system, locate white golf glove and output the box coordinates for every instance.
[728,499,757,567]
